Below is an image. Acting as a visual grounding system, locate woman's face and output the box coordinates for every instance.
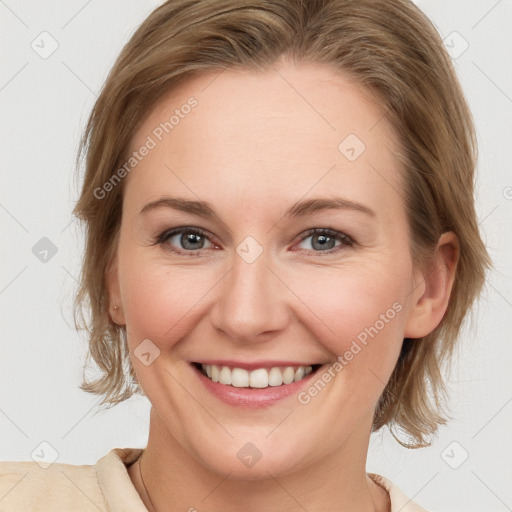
[110,60,430,477]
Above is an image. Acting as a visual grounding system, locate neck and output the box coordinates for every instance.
[128,407,390,512]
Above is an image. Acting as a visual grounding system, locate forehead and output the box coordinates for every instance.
[124,60,403,222]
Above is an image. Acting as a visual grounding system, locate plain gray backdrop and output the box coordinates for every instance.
[1,1,511,511]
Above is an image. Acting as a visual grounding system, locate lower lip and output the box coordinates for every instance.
[191,364,322,408]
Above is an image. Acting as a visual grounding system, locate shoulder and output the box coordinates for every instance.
[0,457,101,511]
[369,473,430,512]
[0,447,145,511]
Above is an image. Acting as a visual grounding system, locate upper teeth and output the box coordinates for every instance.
[201,364,313,388]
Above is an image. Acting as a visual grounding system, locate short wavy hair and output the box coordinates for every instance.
[73,0,491,448]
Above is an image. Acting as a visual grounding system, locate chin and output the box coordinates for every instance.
[195,441,310,481]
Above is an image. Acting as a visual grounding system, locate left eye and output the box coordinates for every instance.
[295,228,353,253]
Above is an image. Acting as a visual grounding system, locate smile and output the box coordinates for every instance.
[195,363,321,388]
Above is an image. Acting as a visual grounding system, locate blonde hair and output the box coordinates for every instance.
[73,0,490,447]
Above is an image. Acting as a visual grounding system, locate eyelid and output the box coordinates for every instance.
[295,227,354,245]
[154,226,217,253]
[155,226,355,255]
[290,227,354,256]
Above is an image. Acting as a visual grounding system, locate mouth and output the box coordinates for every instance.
[192,362,323,389]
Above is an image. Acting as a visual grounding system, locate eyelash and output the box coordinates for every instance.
[154,226,355,256]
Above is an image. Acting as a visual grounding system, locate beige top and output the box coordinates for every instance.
[0,448,428,511]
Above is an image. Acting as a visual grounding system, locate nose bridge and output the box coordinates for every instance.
[212,238,287,341]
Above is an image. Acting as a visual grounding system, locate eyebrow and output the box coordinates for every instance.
[140,196,376,220]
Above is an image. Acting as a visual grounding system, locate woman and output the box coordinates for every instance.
[0,0,490,510]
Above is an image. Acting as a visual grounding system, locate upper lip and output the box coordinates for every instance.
[192,360,324,371]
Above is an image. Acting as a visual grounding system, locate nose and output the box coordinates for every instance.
[210,246,289,344]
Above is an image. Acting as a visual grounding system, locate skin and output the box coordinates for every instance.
[108,57,459,512]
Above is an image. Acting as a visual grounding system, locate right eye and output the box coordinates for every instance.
[156,226,216,255]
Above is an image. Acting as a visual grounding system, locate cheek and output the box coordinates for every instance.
[120,262,213,348]
[291,267,409,425]
[118,230,412,374]
[290,264,408,356]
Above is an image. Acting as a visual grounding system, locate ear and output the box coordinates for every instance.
[106,255,126,326]
[404,231,459,338]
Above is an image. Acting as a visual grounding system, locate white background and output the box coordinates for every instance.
[1,1,511,510]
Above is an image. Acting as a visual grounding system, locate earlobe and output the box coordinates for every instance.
[404,232,459,339]
[111,303,123,324]
[105,257,126,326]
